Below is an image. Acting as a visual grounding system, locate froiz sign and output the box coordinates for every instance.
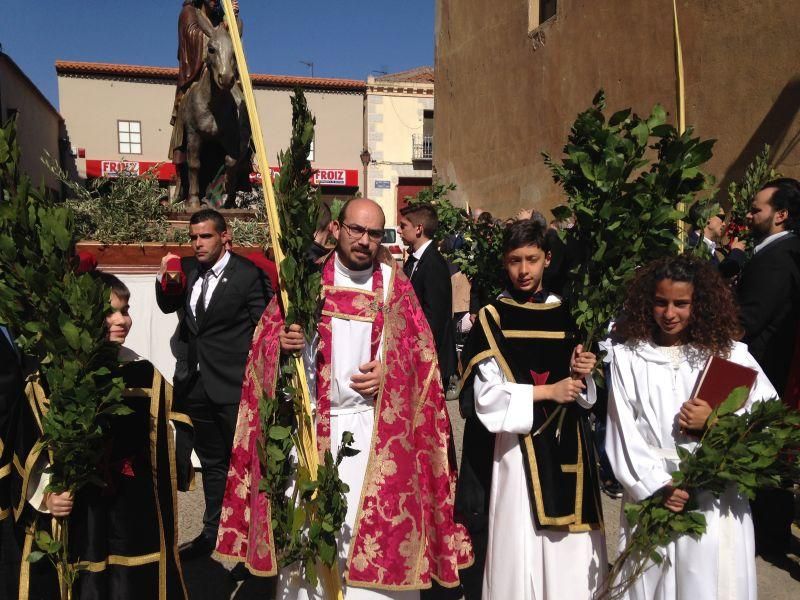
[255,167,353,186]
[101,160,140,177]
[312,169,346,185]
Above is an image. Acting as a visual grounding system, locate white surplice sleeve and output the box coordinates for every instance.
[474,356,534,434]
[474,356,598,434]
[605,346,672,502]
[27,452,51,513]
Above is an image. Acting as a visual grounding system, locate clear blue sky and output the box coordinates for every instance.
[0,1,434,110]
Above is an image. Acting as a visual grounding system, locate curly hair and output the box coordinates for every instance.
[614,254,743,356]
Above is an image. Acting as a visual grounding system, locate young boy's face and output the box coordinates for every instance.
[105,292,132,344]
[503,244,551,293]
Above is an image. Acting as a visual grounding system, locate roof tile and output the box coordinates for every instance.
[55,60,366,92]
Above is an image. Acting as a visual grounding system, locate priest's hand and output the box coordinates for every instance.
[351,359,383,397]
[536,377,585,404]
[45,491,74,517]
[661,485,690,513]
[569,345,596,379]
[678,398,712,431]
[279,323,306,354]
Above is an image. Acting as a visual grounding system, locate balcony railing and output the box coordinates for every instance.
[412,134,433,160]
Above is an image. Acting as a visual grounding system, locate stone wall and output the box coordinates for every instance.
[434,0,800,218]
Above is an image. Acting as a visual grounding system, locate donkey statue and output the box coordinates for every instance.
[178,13,252,208]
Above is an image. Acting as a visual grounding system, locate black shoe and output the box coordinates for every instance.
[179,533,215,560]
[230,562,252,582]
[601,479,623,499]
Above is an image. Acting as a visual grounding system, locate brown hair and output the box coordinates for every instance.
[400,203,439,238]
[614,254,743,356]
[93,271,131,303]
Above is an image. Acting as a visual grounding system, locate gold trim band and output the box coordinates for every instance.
[503,330,567,339]
[75,551,162,573]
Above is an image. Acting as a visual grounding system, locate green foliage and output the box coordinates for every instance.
[602,393,800,600]
[0,118,130,594]
[725,144,781,250]
[45,155,269,247]
[544,91,716,347]
[407,183,505,302]
[259,89,358,582]
[44,154,171,244]
[274,89,323,340]
[329,198,345,223]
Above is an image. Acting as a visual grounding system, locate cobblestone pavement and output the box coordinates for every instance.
[177,399,800,599]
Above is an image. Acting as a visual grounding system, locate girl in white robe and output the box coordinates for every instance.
[605,254,777,600]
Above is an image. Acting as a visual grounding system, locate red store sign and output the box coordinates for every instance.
[86,159,358,187]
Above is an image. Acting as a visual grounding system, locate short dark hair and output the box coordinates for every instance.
[761,178,800,232]
[189,208,227,233]
[316,202,332,233]
[502,219,550,255]
[688,200,708,231]
[476,211,494,225]
[400,203,438,238]
[93,271,130,303]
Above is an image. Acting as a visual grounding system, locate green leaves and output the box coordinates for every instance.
[407,183,505,304]
[257,90,360,584]
[725,145,781,251]
[603,396,800,600]
[545,90,716,349]
[0,118,130,593]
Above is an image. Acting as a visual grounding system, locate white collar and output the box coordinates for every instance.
[412,239,434,261]
[334,252,373,284]
[204,249,231,277]
[753,230,791,254]
[702,236,716,253]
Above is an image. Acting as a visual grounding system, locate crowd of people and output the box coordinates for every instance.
[0,177,799,600]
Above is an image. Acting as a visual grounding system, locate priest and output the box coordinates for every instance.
[216,198,472,598]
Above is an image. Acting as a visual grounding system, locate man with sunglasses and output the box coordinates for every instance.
[687,200,746,278]
[217,198,472,598]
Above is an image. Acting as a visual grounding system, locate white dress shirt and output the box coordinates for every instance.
[189,250,231,316]
[408,239,433,279]
[753,230,791,254]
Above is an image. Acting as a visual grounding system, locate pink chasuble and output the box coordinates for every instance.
[215,255,473,590]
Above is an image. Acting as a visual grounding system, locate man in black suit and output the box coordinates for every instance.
[398,203,458,387]
[156,209,270,558]
[686,200,746,279]
[736,177,800,557]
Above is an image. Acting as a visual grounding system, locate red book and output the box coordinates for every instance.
[692,355,758,410]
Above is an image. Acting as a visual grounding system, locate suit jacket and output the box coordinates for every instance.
[408,243,458,384]
[155,253,271,404]
[737,233,800,394]
[686,230,746,279]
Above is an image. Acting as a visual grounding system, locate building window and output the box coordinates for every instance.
[308,139,315,162]
[528,0,557,31]
[118,120,142,155]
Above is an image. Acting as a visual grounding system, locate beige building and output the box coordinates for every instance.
[435,0,800,218]
[0,51,63,195]
[56,61,367,201]
[365,67,434,226]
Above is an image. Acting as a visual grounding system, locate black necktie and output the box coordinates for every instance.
[403,255,417,279]
[195,269,213,323]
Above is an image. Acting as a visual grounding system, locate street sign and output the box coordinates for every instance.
[375,179,391,189]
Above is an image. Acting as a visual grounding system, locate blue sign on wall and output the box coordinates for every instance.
[374,180,391,189]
